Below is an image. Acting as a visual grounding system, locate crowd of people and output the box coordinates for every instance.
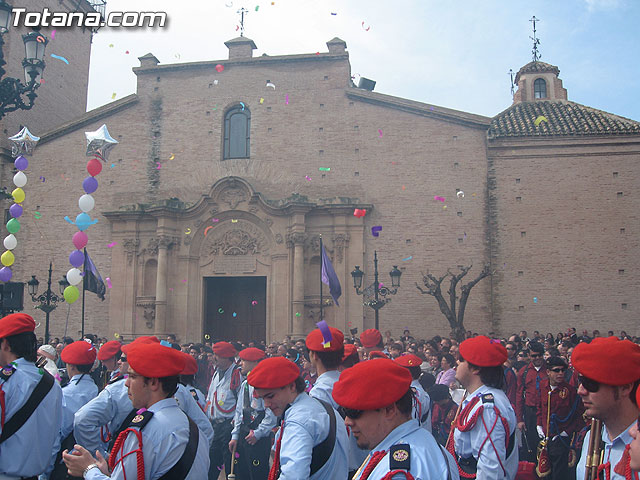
[1,314,639,480]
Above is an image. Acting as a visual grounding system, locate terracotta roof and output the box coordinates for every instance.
[487,100,640,139]
[514,61,560,83]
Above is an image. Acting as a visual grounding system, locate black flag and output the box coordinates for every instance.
[83,249,106,301]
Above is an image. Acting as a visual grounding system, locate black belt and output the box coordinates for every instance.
[457,455,477,475]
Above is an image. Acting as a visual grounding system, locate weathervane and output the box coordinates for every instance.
[237,7,248,37]
[508,69,515,96]
[529,16,541,62]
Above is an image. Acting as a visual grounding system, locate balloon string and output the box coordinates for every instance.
[63,302,71,338]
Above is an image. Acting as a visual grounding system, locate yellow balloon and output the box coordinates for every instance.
[12,188,25,204]
[1,250,14,267]
[64,285,80,304]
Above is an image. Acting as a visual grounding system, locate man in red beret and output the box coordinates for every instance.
[573,337,640,480]
[228,347,276,479]
[97,340,123,388]
[395,354,432,433]
[306,326,344,409]
[248,356,349,479]
[180,353,206,410]
[73,337,155,460]
[332,358,456,479]
[63,342,210,478]
[627,387,640,471]
[450,335,518,479]
[0,313,63,478]
[205,341,242,478]
[47,341,100,478]
[340,344,360,371]
[360,329,384,359]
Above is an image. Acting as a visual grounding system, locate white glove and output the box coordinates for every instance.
[537,425,545,439]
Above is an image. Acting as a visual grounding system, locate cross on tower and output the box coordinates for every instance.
[508,69,515,96]
[529,16,541,62]
[237,7,248,37]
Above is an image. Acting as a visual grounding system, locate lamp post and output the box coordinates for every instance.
[27,262,69,344]
[351,250,402,331]
[0,0,48,119]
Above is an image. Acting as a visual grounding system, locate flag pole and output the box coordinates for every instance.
[319,235,323,321]
[82,247,87,338]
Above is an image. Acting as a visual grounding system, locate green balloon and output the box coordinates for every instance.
[6,218,20,234]
[64,285,80,304]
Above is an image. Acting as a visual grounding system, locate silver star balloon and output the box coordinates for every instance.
[85,124,118,161]
[8,127,40,157]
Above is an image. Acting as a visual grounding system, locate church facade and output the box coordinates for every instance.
[3,35,639,343]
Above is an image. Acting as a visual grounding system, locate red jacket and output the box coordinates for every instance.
[516,362,547,422]
[536,378,586,437]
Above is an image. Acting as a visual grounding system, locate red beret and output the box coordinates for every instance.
[333,358,411,410]
[369,350,388,360]
[127,343,185,378]
[212,341,237,358]
[306,327,345,352]
[98,340,122,361]
[459,336,507,367]
[360,329,382,348]
[239,347,266,362]
[61,341,97,366]
[395,354,423,367]
[572,337,640,385]
[0,313,35,338]
[248,357,299,389]
[182,353,198,375]
[342,344,358,361]
[121,336,160,355]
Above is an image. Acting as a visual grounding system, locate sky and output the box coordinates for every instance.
[85,0,640,121]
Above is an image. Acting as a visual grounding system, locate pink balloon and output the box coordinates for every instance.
[72,231,89,250]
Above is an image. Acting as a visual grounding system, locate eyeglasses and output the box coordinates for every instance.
[119,357,127,363]
[530,353,542,358]
[549,367,566,373]
[338,406,364,419]
[578,375,600,393]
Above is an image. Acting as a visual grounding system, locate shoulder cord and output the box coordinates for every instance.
[267,421,285,480]
[478,405,510,477]
[109,427,145,480]
[381,470,415,480]
[358,450,387,480]
[101,425,111,443]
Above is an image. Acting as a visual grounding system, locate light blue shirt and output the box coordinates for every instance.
[205,364,241,420]
[453,385,518,480]
[44,373,98,476]
[577,421,635,480]
[85,398,210,479]
[74,376,132,458]
[353,419,459,480]
[0,358,63,477]
[309,370,341,409]
[411,379,432,432]
[174,383,214,447]
[183,383,206,411]
[231,379,277,440]
[276,392,349,479]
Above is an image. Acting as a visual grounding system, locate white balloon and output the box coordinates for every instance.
[3,234,17,250]
[78,194,95,213]
[66,268,83,286]
[13,171,27,188]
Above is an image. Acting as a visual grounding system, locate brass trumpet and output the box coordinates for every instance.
[584,417,604,480]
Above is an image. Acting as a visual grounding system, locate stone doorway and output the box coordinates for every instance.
[203,276,266,343]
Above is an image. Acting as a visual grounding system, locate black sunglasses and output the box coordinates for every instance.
[530,353,542,358]
[578,375,600,393]
[549,367,566,373]
[338,406,364,419]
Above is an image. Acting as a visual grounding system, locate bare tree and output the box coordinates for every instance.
[416,264,491,341]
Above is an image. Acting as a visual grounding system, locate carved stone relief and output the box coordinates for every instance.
[332,234,350,263]
[285,232,307,249]
[220,187,247,209]
[122,238,140,265]
[201,220,270,267]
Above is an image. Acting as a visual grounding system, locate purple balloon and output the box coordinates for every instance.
[69,249,85,268]
[83,176,98,194]
[0,267,12,282]
[14,155,28,171]
[9,203,23,218]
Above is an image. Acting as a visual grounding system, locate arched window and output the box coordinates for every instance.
[534,78,547,99]
[223,105,250,159]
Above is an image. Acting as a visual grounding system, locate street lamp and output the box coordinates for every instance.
[351,250,402,331]
[0,0,48,119]
[28,262,68,344]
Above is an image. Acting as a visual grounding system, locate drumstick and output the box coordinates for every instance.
[228,442,237,480]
